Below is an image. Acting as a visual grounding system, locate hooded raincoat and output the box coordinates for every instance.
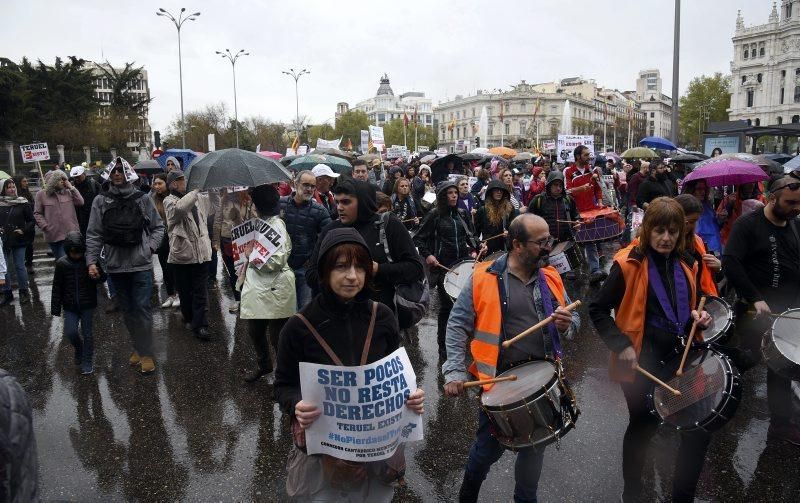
[33,170,83,243]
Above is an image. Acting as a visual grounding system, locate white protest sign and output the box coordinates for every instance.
[417,146,429,152]
[434,148,448,156]
[630,208,644,237]
[207,134,216,152]
[247,218,286,269]
[455,139,466,153]
[548,251,572,273]
[300,347,423,462]
[316,137,342,150]
[360,130,369,152]
[230,219,257,268]
[368,125,384,143]
[286,147,296,157]
[386,146,405,159]
[556,135,595,163]
[542,141,556,151]
[20,143,50,163]
[298,145,308,156]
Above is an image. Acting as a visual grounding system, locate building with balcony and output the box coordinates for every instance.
[340,74,434,128]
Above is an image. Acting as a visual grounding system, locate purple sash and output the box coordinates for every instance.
[647,254,690,335]
[538,269,563,359]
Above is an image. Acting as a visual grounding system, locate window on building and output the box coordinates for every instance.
[746,119,752,126]
[795,86,800,103]
[456,111,460,119]
[743,47,749,59]
[550,105,558,113]
[788,3,794,18]
[757,73,763,83]
[751,43,757,56]
[793,115,800,124]
[760,46,765,57]
[450,130,454,140]
[782,69,787,78]
[519,121,527,134]
[755,118,761,126]
[488,124,494,135]
[504,123,510,135]
[796,68,800,76]
[472,108,476,117]
[747,90,754,107]
[650,112,655,118]
[781,87,785,104]
[378,113,386,122]
[487,106,493,116]
[742,75,747,84]
[519,102,525,111]
[777,116,783,124]
[504,102,510,112]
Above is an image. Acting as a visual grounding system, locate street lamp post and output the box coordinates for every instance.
[157,7,201,149]
[216,49,249,148]
[282,68,310,141]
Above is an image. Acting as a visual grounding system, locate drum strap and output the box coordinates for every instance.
[538,268,562,359]
[294,301,378,366]
[647,254,690,335]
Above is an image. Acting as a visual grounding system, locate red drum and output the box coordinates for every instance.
[574,207,624,244]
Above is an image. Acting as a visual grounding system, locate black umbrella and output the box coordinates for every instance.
[418,150,435,157]
[458,152,484,161]
[186,148,291,191]
[133,159,164,175]
[670,153,706,164]
[430,153,461,185]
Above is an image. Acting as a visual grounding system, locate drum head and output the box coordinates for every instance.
[481,361,556,408]
[771,308,800,366]
[483,251,505,263]
[442,260,475,300]
[653,349,728,429]
[702,296,733,344]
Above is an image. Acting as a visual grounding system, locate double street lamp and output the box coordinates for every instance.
[156,7,201,149]
[216,49,249,148]
[282,68,310,139]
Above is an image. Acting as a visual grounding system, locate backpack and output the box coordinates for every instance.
[377,212,430,329]
[102,192,146,247]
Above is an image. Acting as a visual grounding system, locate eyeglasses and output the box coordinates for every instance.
[527,236,555,248]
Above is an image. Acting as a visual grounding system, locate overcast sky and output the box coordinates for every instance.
[1,0,773,134]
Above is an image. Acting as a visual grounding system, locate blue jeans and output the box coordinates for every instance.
[3,246,29,292]
[64,309,94,370]
[584,242,601,274]
[49,241,65,260]
[465,409,546,502]
[293,266,311,310]
[110,270,154,357]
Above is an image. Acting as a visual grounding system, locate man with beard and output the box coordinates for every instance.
[723,175,800,444]
[442,213,579,502]
[163,169,213,341]
[636,160,676,209]
[279,169,331,310]
[70,164,101,238]
[86,157,164,373]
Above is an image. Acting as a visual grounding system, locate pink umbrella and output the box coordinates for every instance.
[683,159,768,187]
[257,151,282,161]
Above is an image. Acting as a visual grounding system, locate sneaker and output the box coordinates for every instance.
[228,301,240,313]
[161,296,175,308]
[129,352,141,366]
[81,364,94,375]
[140,357,155,374]
[172,297,181,308]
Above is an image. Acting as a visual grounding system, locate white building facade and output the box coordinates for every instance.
[729,1,800,126]
[343,74,434,128]
[632,69,673,139]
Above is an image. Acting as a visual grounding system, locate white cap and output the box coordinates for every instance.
[311,163,340,178]
[69,166,86,178]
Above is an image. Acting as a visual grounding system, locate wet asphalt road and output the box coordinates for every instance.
[1,239,798,502]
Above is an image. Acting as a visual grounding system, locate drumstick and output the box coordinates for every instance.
[746,311,800,321]
[482,232,506,243]
[436,263,457,274]
[463,375,517,388]
[635,365,681,396]
[556,219,583,226]
[676,296,707,377]
[501,300,582,349]
[402,218,417,223]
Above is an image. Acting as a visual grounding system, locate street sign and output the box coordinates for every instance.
[20,143,50,163]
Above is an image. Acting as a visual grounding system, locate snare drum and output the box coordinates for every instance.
[649,347,741,432]
[442,260,475,301]
[547,241,583,274]
[480,360,579,449]
[762,308,800,380]
[483,251,505,263]
[574,209,624,244]
[700,296,734,345]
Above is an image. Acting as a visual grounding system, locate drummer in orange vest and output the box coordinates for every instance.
[589,197,713,503]
[675,194,721,296]
[441,213,580,503]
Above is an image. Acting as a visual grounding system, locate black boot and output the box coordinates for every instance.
[458,472,483,503]
[0,291,13,307]
[243,366,271,383]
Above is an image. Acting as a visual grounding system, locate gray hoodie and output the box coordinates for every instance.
[85,181,165,273]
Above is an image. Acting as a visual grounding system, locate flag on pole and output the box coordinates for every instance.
[344,137,353,151]
[291,135,299,152]
[532,99,540,120]
[447,118,457,131]
[368,138,374,152]
[413,106,418,128]
[499,99,505,123]
[403,112,409,128]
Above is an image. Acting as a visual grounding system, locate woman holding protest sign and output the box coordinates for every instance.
[212,187,255,313]
[275,227,424,501]
[239,184,296,383]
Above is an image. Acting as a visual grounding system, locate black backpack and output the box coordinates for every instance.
[102,192,145,247]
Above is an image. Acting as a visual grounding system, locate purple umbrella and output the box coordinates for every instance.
[683,159,768,187]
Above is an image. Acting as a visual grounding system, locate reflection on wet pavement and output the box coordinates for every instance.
[0,242,797,501]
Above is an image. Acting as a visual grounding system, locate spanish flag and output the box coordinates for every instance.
[291,135,299,152]
[368,138,374,152]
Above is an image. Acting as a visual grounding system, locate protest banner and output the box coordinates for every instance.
[285,147,296,157]
[299,347,423,462]
[434,148,448,156]
[316,137,342,150]
[542,140,556,151]
[417,146,429,153]
[247,218,286,269]
[20,143,50,163]
[556,135,594,163]
[386,146,405,159]
[230,219,257,268]
[360,130,369,152]
[368,125,384,143]
[455,139,466,153]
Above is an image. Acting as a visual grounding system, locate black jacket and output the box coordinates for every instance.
[51,233,105,315]
[0,198,35,248]
[274,290,400,414]
[0,368,39,502]
[75,177,101,235]
[306,180,424,310]
[279,195,332,269]
[415,181,476,267]
[474,180,518,254]
[636,175,675,207]
[529,171,580,244]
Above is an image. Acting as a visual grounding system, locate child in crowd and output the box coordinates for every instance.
[51,231,105,374]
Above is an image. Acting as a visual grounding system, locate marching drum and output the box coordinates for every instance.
[482,251,505,263]
[480,360,579,449]
[762,308,800,380]
[699,296,734,344]
[574,208,624,244]
[443,260,475,301]
[547,241,583,274]
[649,347,741,432]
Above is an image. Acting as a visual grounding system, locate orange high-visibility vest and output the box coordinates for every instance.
[609,246,698,382]
[469,261,566,390]
[693,235,719,296]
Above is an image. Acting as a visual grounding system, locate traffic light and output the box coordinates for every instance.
[154,131,161,148]
[475,136,480,148]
